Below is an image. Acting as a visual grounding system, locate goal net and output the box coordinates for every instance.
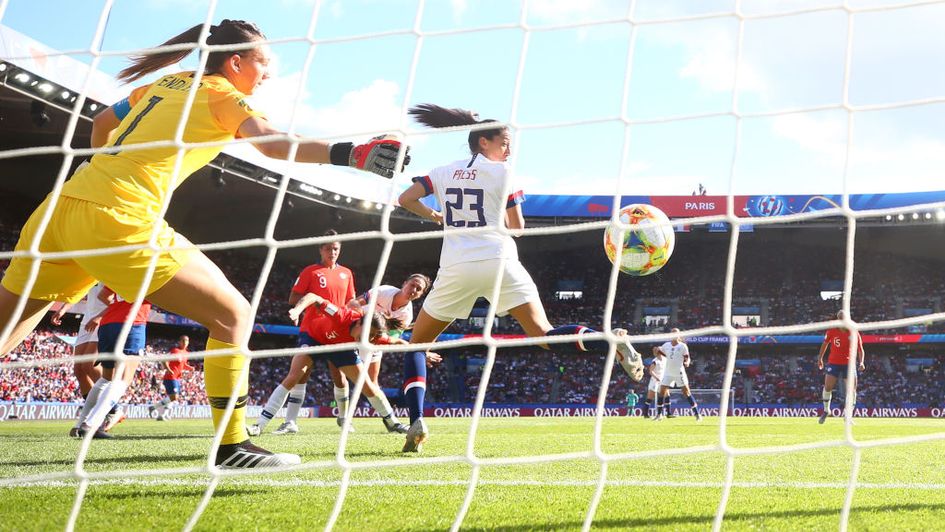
[2,1,945,530]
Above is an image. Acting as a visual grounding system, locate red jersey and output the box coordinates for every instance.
[306,302,392,346]
[292,263,355,335]
[101,292,151,326]
[163,347,194,380]
[825,328,861,364]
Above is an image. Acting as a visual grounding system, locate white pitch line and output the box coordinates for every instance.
[2,478,945,490]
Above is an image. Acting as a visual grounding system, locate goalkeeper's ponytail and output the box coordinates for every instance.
[117,19,266,83]
[408,103,506,155]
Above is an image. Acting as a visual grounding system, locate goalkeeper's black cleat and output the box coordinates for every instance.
[214,440,301,469]
[818,412,828,424]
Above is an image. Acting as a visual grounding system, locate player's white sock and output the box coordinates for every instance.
[257,385,290,431]
[165,400,178,418]
[84,380,128,430]
[822,389,832,412]
[846,391,856,417]
[285,384,306,423]
[367,394,393,419]
[334,385,350,420]
[76,378,108,428]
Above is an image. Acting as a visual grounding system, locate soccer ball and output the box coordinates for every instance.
[603,204,675,276]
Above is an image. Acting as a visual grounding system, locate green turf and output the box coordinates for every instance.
[1,416,944,531]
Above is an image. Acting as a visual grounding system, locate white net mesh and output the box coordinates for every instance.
[2,0,945,530]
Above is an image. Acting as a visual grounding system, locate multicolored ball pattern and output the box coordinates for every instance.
[603,204,675,276]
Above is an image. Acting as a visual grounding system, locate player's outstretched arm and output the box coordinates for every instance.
[399,182,443,224]
[817,340,829,369]
[50,303,73,326]
[237,117,407,178]
[91,107,122,148]
[505,203,525,233]
[858,332,865,369]
[288,293,324,324]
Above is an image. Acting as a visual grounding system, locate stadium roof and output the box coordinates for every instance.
[3,22,945,269]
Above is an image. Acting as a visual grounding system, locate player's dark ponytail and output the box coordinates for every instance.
[117,19,266,83]
[362,313,388,336]
[408,103,506,155]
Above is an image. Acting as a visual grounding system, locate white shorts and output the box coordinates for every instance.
[422,259,540,322]
[75,319,98,346]
[648,377,662,394]
[358,348,383,364]
[660,368,689,389]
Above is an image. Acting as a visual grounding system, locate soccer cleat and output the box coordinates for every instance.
[68,427,80,438]
[246,424,262,437]
[665,413,677,419]
[103,408,127,432]
[402,418,428,453]
[148,405,157,418]
[818,412,828,424]
[272,421,299,435]
[336,417,355,433]
[383,416,409,434]
[76,425,113,439]
[155,415,165,422]
[695,412,703,422]
[653,414,664,421]
[613,330,644,382]
[215,440,301,469]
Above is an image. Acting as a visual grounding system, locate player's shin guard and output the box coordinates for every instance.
[367,394,393,418]
[334,386,350,420]
[84,379,128,430]
[546,325,609,354]
[204,338,249,446]
[257,384,290,431]
[76,378,108,427]
[686,394,700,416]
[285,383,306,423]
[822,388,832,413]
[404,351,427,424]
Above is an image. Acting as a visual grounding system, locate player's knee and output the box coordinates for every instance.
[214,294,252,336]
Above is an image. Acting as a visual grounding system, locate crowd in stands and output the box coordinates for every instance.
[4,219,945,411]
[5,326,945,411]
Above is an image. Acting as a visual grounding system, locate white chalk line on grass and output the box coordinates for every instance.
[2,478,944,490]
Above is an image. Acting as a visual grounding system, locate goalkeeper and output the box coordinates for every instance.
[0,19,408,469]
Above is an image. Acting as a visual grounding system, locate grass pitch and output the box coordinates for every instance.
[1,416,944,531]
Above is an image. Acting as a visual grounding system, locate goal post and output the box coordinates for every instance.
[4,1,945,531]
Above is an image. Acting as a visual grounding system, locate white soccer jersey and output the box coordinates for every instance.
[75,283,108,344]
[649,355,666,380]
[415,154,525,268]
[79,283,108,325]
[660,341,689,374]
[363,285,413,329]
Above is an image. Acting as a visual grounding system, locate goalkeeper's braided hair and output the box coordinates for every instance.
[118,19,266,83]
[409,103,506,155]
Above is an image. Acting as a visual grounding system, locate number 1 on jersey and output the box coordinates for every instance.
[113,95,164,147]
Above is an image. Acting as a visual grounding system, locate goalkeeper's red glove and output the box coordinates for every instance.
[329,135,410,179]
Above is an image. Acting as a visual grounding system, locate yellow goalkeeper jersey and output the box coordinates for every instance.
[61,71,265,218]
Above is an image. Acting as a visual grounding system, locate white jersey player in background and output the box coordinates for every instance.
[349,273,431,392]
[641,346,666,419]
[397,103,644,452]
[654,328,702,421]
[50,282,123,433]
